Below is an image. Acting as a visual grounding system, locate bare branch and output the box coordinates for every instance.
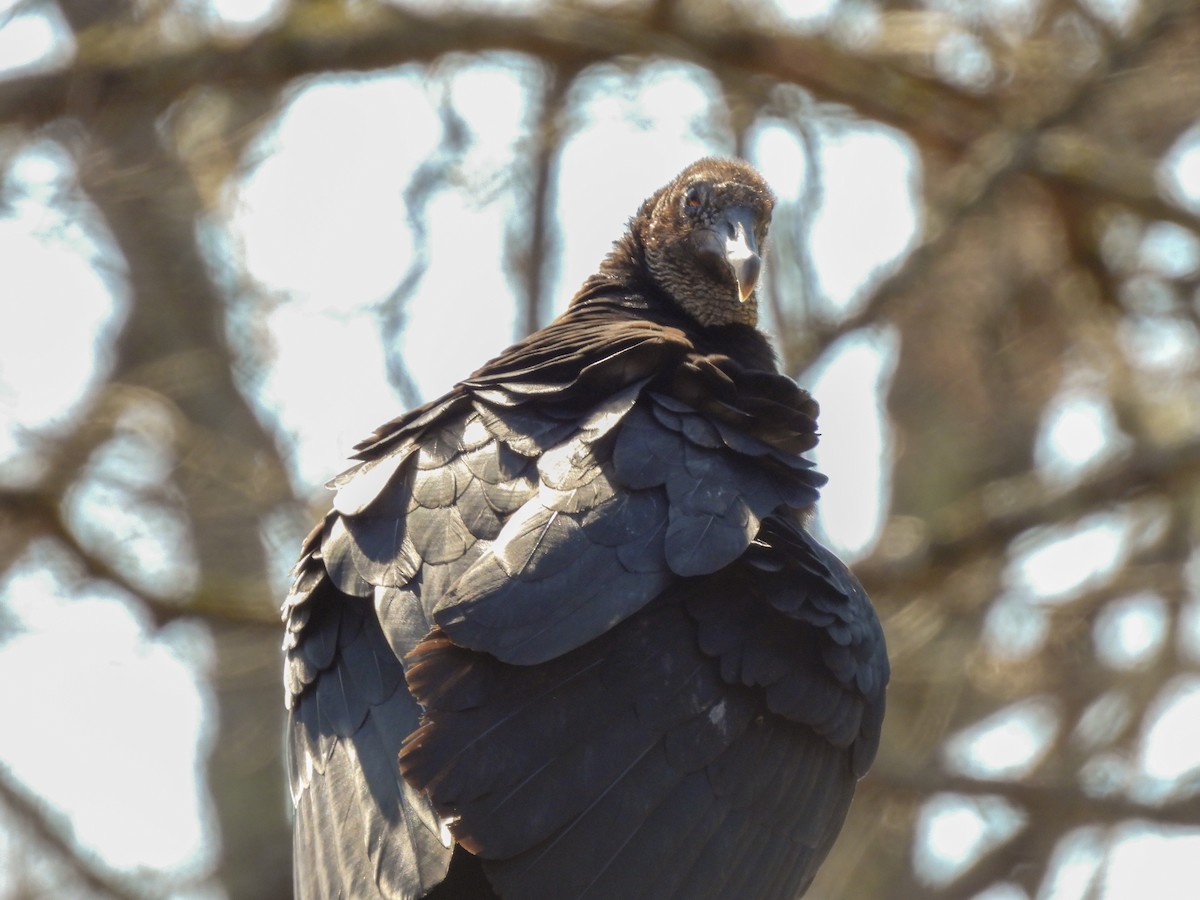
[881,766,1200,829]
[510,64,576,338]
[858,437,1200,594]
[791,0,1200,370]
[1036,127,1200,234]
[0,763,143,900]
[0,5,992,150]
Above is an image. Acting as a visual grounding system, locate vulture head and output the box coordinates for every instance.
[638,158,775,327]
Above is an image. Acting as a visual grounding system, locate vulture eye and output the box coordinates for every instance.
[685,186,703,210]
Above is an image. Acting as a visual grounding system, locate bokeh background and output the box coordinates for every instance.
[2,0,1200,897]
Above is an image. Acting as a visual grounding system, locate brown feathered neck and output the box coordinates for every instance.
[567,166,779,373]
[559,248,775,376]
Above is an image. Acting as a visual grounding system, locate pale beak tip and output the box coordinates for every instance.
[735,253,762,303]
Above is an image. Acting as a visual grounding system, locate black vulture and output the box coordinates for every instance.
[283,158,888,900]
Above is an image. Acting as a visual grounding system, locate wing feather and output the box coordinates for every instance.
[286,303,887,899]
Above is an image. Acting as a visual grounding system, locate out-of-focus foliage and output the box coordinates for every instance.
[1,0,1199,897]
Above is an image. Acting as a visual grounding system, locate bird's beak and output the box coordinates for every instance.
[722,207,761,303]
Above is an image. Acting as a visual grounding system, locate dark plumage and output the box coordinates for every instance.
[283,158,888,900]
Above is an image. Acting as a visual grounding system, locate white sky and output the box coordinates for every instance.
[1,3,1200,897]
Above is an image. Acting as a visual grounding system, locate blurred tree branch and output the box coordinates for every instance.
[508,64,577,336]
[0,764,141,900]
[1035,128,1200,234]
[0,3,992,148]
[13,2,299,894]
[878,767,1200,829]
[783,0,1200,370]
[857,436,1200,594]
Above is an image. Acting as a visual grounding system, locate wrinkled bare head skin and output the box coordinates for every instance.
[639,158,775,327]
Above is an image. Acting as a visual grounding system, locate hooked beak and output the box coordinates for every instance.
[696,206,762,303]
